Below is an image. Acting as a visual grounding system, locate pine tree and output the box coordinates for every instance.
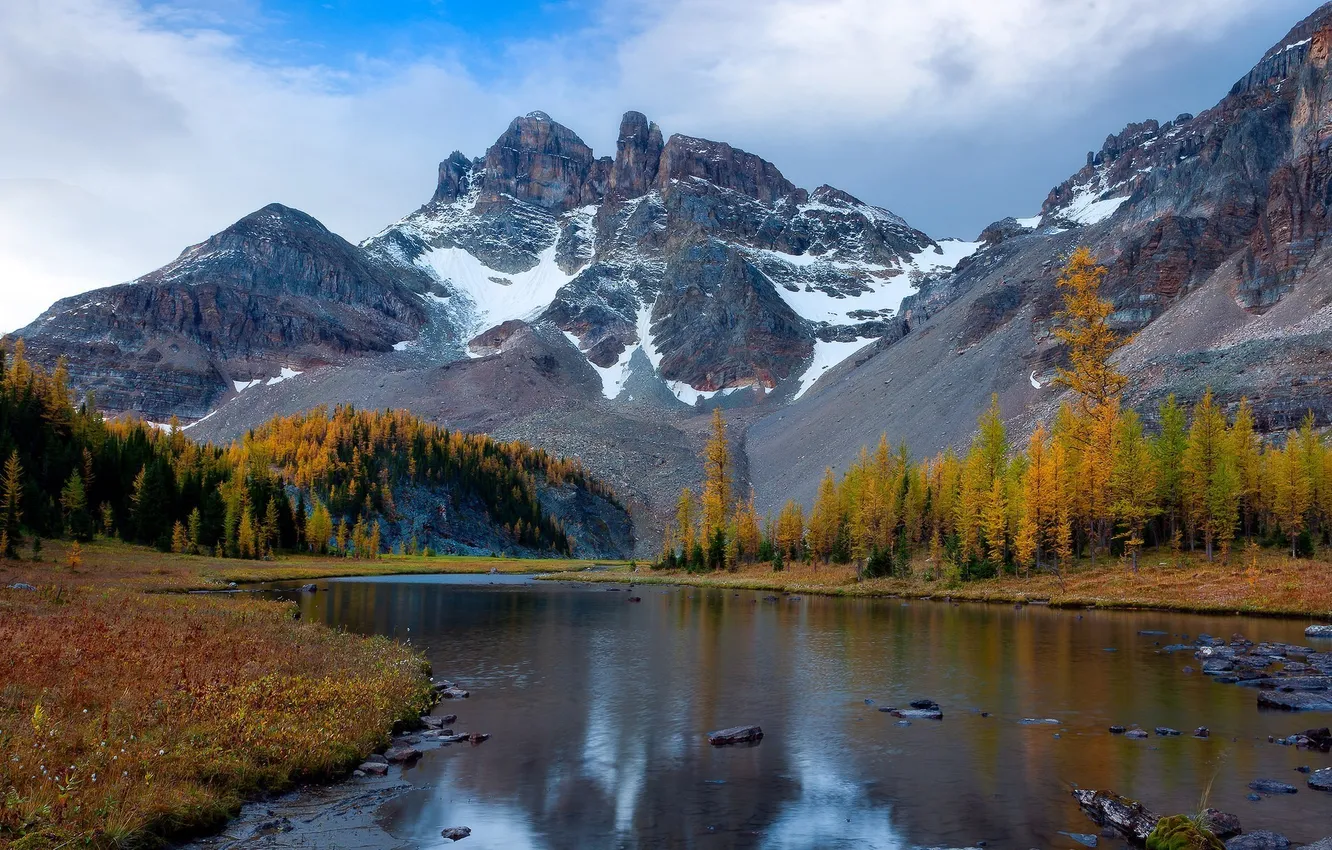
[675,488,697,559]
[238,506,256,559]
[1052,247,1126,413]
[1230,398,1262,539]
[699,409,732,546]
[1182,390,1232,561]
[60,470,93,542]
[187,508,203,554]
[1109,409,1157,571]
[1270,437,1311,558]
[171,521,189,554]
[1153,395,1188,544]
[0,450,24,557]
[808,467,841,564]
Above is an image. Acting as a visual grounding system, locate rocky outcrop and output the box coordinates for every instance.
[476,112,609,213]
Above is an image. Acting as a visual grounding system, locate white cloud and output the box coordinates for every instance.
[0,0,1298,331]
[610,0,1257,133]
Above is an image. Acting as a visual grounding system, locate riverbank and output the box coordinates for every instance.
[0,538,623,593]
[0,541,615,849]
[542,549,1332,619]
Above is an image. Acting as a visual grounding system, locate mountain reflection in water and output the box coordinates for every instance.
[276,576,1331,850]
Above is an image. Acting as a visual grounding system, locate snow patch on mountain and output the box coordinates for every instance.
[909,238,981,275]
[266,366,302,386]
[794,339,872,401]
[420,242,574,336]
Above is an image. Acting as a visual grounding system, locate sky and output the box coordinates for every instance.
[0,0,1322,331]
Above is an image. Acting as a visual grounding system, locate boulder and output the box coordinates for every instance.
[441,826,472,841]
[438,687,470,700]
[1155,727,1182,737]
[1309,768,1332,791]
[1257,691,1332,711]
[469,733,490,745]
[1073,790,1160,843]
[300,583,317,593]
[384,746,421,764]
[422,715,444,729]
[708,725,763,746]
[1019,718,1061,725]
[1194,727,1210,738]
[364,753,388,765]
[1202,809,1241,840]
[909,698,940,710]
[1126,729,1150,739]
[358,761,388,776]
[7,583,36,591]
[1247,779,1297,794]
[1110,726,1127,734]
[1305,625,1332,638]
[440,714,458,725]
[1224,832,1289,850]
[1295,727,1331,750]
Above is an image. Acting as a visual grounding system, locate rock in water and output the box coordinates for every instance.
[1224,831,1290,850]
[1305,625,1332,638]
[357,761,388,776]
[1202,809,1242,840]
[441,826,472,841]
[909,698,940,710]
[1309,768,1332,791]
[1072,790,1160,843]
[1247,779,1298,794]
[1194,727,1210,738]
[1060,831,1099,847]
[384,746,421,764]
[1019,718,1061,725]
[1155,727,1181,736]
[1257,691,1332,711]
[890,707,943,720]
[708,725,763,746]
[1125,729,1150,739]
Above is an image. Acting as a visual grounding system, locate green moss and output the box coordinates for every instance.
[1147,815,1224,850]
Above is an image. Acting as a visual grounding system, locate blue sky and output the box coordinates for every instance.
[0,0,1323,329]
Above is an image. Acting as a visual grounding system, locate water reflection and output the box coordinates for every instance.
[275,578,1332,849]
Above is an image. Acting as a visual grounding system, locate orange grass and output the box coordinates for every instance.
[0,575,433,848]
[547,548,1332,618]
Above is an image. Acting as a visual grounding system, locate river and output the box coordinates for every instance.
[274,574,1330,849]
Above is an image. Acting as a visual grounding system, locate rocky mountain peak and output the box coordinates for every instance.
[608,111,664,200]
[477,112,610,212]
[433,151,474,205]
[656,133,799,204]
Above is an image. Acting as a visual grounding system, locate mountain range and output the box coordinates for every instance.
[13,3,1332,554]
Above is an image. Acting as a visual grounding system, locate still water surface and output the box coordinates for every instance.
[277,575,1331,849]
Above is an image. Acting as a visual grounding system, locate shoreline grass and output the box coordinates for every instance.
[0,540,618,849]
[540,548,1332,620]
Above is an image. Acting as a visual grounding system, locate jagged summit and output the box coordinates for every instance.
[365,108,953,404]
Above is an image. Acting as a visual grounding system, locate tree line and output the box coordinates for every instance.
[0,342,615,560]
[662,248,1330,577]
